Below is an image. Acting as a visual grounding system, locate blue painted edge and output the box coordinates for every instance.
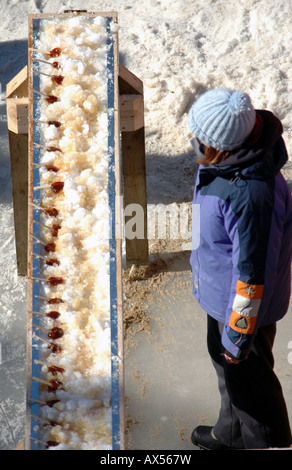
[106,17,121,451]
[30,17,41,450]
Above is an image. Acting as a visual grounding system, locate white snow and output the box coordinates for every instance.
[0,0,291,450]
[31,16,113,450]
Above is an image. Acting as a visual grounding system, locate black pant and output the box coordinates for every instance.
[207,315,292,449]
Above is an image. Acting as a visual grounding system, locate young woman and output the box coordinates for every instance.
[188,88,292,449]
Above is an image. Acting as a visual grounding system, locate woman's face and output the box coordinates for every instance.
[190,137,207,156]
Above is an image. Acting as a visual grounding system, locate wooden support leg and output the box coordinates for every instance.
[6,66,29,277]
[119,64,149,267]
[8,131,28,276]
[122,127,149,267]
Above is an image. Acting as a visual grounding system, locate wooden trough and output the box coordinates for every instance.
[6,10,148,450]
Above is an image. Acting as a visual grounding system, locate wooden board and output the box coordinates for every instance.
[6,65,28,99]
[7,97,28,134]
[122,127,148,266]
[7,131,28,275]
[119,65,148,267]
[26,11,124,450]
[6,67,29,276]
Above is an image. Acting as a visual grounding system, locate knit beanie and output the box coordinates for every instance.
[188,88,256,151]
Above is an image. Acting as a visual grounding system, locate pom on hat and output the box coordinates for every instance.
[188,88,256,151]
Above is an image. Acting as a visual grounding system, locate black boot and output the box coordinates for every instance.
[191,426,236,450]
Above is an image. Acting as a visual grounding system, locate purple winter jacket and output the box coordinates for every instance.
[190,110,292,359]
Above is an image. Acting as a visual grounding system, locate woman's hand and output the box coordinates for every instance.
[223,350,249,364]
[223,352,241,364]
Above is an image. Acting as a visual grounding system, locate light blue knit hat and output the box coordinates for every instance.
[188,88,256,151]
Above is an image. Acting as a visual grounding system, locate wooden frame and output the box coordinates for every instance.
[7,64,148,276]
[25,11,124,450]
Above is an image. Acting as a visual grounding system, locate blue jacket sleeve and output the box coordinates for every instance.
[221,196,273,359]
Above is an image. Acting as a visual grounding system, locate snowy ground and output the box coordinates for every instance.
[0,0,291,449]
